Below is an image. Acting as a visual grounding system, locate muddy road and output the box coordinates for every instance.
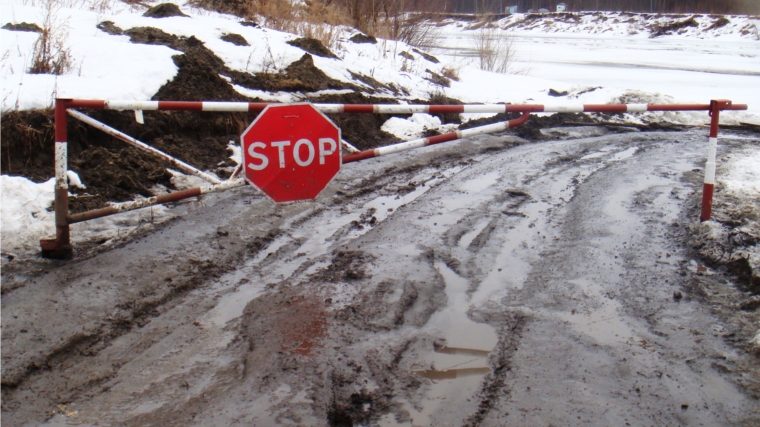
[3,127,759,426]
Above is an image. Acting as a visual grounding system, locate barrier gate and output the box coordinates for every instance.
[40,98,747,258]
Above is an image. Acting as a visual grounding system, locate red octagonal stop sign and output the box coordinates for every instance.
[242,103,341,203]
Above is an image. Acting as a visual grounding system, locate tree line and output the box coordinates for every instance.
[439,0,760,14]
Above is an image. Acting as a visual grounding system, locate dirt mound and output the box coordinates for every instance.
[96,21,123,35]
[412,48,439,64]
[2,22,42,32]
[239,54,351,93]
[459,111,597,140]
[650,16,699,37]
[220,32,248,46]
[347,71,402,95]
[308,92,401,150]
[398,51,414,60]
[123,27,248,101]
[287,37,338,59]
[424,69,450,87]
[706,16,730,31]
[1,110,56,183]
[143,3,189,18]
[349,33,377,44]
[69,146,174,212]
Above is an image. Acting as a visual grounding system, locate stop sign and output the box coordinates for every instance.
[241,103,342,203]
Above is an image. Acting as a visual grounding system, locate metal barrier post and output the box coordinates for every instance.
[40,99,73,259]
[700,99,730,221]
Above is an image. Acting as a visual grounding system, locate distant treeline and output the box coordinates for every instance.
[440,0,760,14]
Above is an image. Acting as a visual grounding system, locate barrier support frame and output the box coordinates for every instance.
[39,98,747,259]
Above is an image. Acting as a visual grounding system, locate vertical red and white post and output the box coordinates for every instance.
[701,100,731,222]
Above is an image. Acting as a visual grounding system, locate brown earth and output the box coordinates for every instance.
[287,37,338,59]
[143,3,189,19]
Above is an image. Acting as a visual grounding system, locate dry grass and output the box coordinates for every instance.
[28,0,73,75]
[474,25,516,74]
[441,65,460,81]
[189,0,438,49]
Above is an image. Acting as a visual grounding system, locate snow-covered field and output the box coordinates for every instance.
[1,0,759,258]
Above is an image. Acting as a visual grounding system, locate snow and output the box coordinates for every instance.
[381,113,457,139]
[0,176,55,255]
[722,151,760,197]
[1,1,759,257]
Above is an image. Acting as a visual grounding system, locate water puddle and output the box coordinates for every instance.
[610,146,639,161]
[412,367,491,381]
[458,218,492,249]
[407,262,496,425]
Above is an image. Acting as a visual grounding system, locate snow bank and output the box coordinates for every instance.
[722,151,760,197]
[0,176,55,255]
[491,12,760,40]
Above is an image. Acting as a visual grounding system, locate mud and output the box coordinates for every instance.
[287,37,338,59]
[3,129,760,426]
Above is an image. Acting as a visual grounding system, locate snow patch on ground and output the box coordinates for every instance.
[722,151,760,197]
[0,176,55,255]
[381,113,457,139]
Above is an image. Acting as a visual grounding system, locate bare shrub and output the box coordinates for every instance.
[474,26,516,74]
[441,65,460,81]
[28,0,73,75]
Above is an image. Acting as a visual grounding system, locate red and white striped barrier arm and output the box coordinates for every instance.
[343,112,531,164]
[59,100,748,114]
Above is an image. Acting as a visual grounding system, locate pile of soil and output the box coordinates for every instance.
[143,3,189,18]
[347,71,403,95]
[650,15,699,37]
[459,111,598,141]
[287,38,338,59]
[69,147,174,212]
[2,22,42,32]
[96,21,123,35]
[220,33,249,46]
[412,48,439,64]
[349,33,377,44]
[241,54,351,93]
